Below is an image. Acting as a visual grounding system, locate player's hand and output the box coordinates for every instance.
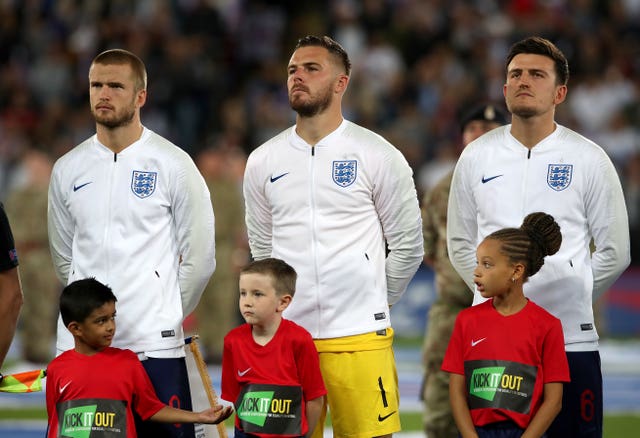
[198,404,234,424]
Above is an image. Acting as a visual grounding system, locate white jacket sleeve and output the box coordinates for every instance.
[47,161,73,285]
[375,147,424,305]
[173,155,216,316]
[586,150,631,301]
[243,152,273,261]
[446,150,477,292]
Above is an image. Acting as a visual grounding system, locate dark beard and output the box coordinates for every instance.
[510,105,538,119]
[290,92,332,118]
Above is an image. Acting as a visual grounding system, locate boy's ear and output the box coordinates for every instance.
[277,294,292,313]
[67,321,81,336]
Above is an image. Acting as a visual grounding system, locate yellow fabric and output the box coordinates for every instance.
[313,327,394,353]
[311,329,401,437]
[0,369,45,393]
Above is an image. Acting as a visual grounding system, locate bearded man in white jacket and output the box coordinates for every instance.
[243,35,423,438]
[447,36,630,438]
[48,49,215,438]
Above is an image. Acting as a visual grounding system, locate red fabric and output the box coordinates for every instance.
[46,347,165,437]
[442,299,570,429]
[222,319,326,437]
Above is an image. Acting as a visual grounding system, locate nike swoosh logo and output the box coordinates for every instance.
[73,182,93,192]
[237,368,251,377]
[60,381,72,394]
[378,411,397,422]
[481,175,503,184]
[471,337,487,347]
[270,173,289,183]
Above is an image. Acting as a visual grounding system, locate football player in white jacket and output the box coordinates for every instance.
[243,35,423,438]
[48,49,215,438]
[447,36,630,438]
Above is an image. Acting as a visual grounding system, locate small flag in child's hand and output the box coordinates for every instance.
[0,369,46,393]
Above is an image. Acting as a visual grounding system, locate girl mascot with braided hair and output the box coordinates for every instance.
[443,212,570,438]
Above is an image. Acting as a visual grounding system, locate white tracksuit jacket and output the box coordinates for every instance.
[447,124,631,348]
[48,128,215,354]
[243,120,424,339]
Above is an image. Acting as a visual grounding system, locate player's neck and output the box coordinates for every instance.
[510,115,557,149]
[96,121,143,154]
[295,110,343,146]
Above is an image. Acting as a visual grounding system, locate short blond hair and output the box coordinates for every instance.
[92,48,147,91]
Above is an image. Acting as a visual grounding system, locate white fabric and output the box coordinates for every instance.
[48,127,215,355]
[243,120,424,339]
[447,124,630,347]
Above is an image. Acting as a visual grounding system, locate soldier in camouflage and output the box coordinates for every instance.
[192,146,248,363]
[421,104,508,438]
[5,149,58,364]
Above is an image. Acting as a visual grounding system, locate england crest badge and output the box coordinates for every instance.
[547,164,572,191]
[332,160,357,187]
[131,170,157,198]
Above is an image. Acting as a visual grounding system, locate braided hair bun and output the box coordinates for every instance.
[520,212,562,276]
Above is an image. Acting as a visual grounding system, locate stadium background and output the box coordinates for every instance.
[0,0,638,435]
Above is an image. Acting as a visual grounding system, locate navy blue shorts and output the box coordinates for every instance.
[546,351,603,438]
[135,357,195,438]
[474,421,526,438]
[234,427,304,438]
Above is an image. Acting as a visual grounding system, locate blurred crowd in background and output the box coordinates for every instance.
[0,0,638,365]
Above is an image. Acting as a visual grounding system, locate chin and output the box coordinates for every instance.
[511,106,538,119]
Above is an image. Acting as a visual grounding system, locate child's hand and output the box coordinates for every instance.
[198,404,234,424]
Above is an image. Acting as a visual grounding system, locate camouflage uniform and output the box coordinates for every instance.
[421,170,472,438]
[421,103,508,437]
[6,185,59,364]
[193,177,246,362]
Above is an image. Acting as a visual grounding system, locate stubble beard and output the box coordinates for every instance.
[289,88,332,118]
[92,104,136,129]
[508,103,538,119]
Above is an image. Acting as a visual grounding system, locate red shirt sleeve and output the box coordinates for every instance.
[541,317,571,383]
[45,358,60,438]
[441,312,465,375]
[221,330,240,403]
[293,327,326,401]
[129,353,166,420]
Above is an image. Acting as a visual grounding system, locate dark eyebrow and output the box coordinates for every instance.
[288,61,322,71]
[508,67,548,76]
